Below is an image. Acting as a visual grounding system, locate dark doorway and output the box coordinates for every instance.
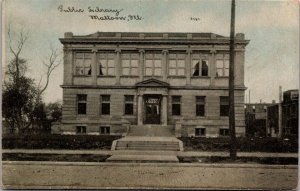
[144,95,161,124]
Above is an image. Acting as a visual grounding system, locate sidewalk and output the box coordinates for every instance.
[2,149,298,158]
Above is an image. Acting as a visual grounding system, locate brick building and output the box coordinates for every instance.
[52,32,249,137]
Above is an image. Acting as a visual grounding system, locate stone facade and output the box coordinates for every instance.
[53,32,249,137]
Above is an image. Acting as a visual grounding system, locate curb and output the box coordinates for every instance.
[3,161,298,169]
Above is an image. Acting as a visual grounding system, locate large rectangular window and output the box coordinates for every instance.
[75,53,92,76]
[192,54,209,77]
[168,53,185,76]
[98,53,115,76]
[145,53,162,76]
[121,53,139,76]
[77,94,87,114]
[101,95,110,115]
[220,96,229,116]
[216,54,229,77]
[124,95,134,115]
[196,96,205,116]
[172,96,181,115]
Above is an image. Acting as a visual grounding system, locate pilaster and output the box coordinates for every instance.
[162,50,168,81]
[115,48,121,85]
[186,49,192,86]
[92,48,98,86]
[137,95,143,125]
[139,49,145,81]
[210,48,217,86]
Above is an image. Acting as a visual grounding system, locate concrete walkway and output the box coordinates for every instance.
[2,149,298,158]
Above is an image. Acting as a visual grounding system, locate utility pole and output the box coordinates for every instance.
[229,0,237,160]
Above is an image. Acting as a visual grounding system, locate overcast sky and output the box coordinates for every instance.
[4,0,299,103]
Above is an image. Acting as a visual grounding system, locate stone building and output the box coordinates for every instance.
[52,32,249,137]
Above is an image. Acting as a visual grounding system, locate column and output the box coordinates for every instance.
[210,49,217,86]
[162,50,168,81]
[115,48,121,85]
[161,95,168,126]
[186,49,192,86]
[92,48,98,86]
[139,49,145,81]
[137,95,143,125]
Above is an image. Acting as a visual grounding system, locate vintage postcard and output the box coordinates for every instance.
[2,0,299,190]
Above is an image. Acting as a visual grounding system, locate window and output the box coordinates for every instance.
[145,53,162,76]
[75,53,92,76]
[101,95,110,115]
[216,54,229,77]
[192,60,209,76]
[76,126,86,134]
[168,53,185,76]
[195,128,206,136]
[77,94,87,114]
[219,128,229,136]
[264,106,267,112]
[196,96,205,116]
[172,96,181,115]
[100,126,110,134]
[98,53,115,76]
[124,95,134,115]
[220,96,229,116]
[121,53,139,76]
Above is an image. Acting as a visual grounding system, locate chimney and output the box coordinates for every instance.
[279,86,282,103]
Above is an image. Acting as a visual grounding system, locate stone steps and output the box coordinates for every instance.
[112,136,183,151]
[106,154,179,163]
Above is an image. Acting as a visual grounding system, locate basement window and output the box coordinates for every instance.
[219,128,229,136]
[100,126,110,134]
[76,126,86,134]
[195,128,206,136]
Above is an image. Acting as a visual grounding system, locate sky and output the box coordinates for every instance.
[3,0,299,103]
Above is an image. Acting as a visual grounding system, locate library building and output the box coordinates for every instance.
[52,31,249,138]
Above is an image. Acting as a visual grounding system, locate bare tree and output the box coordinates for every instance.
[36,45,61,102]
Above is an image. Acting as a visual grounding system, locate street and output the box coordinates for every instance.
[2,161,298,190]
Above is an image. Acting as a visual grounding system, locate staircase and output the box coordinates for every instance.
[113,137,182,151]
[107,125,183,162]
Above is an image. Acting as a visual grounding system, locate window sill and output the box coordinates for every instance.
[120,75,139,78]
[191,76,210,79]
[195,135,206,137]
[123,115,135,117]
[168,76,186,78]
[145,76,163,78]
[74,75,92,77]
[196,116,206,118]
[97,75,115,78]
[215,76,229,79]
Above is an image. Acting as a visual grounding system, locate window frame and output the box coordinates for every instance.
[124,95,134,115]
[192,59,209,77]
[220,96,229,117]
[145,53,162,76]
[168,53,186,76]
[172,96,181,116]
[98,52,115,76]
[219,128,229,136]
[196,96,206,116]
[76,126,87,134]
[121,53,139,76]
[100,95,111,115]
[74,53,92,76]
[77,94,87,115]
[216,54,229,77]
[100,126,110,135]
[195,128,206,137]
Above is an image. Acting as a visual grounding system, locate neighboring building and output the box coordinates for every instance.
[245,103,275,137]
[282,90,298,137]
[265,89,298,138]
[266,103,279,137]
[52,32,249,137]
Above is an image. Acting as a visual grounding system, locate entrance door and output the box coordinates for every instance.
[144,95,161,124]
